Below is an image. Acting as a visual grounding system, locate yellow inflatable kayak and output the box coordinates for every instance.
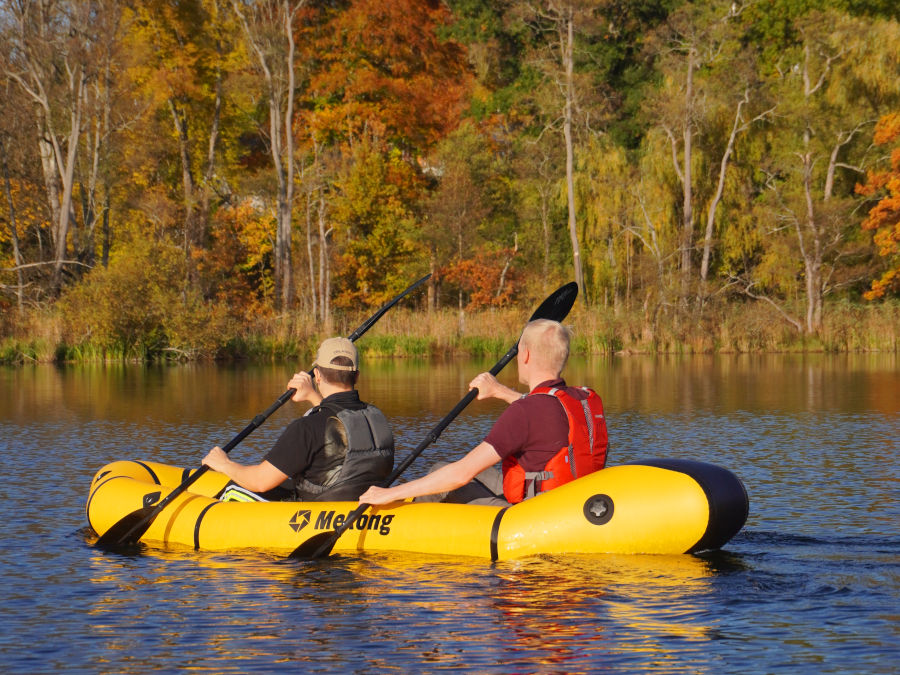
[86,458,748,559]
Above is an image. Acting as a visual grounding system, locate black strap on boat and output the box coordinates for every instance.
[134,460,161,485]
[193,503,218,550]
[489,507,508,561]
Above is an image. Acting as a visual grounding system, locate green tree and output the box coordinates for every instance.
[746,11,900,332]
[330,140,422,309]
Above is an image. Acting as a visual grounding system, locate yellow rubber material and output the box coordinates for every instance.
[86,458,726,558]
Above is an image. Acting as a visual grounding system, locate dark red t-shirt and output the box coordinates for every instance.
[484,378,589,472]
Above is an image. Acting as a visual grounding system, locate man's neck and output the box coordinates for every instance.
[526,371,560,391]
[318,383,354,399]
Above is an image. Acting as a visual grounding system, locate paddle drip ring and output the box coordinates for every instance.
[583,494,614,525]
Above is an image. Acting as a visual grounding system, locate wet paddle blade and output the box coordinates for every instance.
[95,506,155,548]
[290,532,339,559]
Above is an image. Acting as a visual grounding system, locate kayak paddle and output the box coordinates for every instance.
[290,281,579,559]
[95,273,431,549]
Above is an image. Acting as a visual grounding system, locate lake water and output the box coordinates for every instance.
[0,354,897,673]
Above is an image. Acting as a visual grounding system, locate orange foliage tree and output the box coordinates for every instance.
[302,0,470,151]
[292,0,471,310]
[196,200,276,320]
[857,112,900,300]
[441,248,518,310]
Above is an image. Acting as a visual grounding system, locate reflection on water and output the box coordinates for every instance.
[0,354,897,673]
[81,544,723,673]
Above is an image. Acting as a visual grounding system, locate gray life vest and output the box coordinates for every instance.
[294,404,394,501]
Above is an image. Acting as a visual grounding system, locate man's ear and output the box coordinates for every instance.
[520,345,531,364]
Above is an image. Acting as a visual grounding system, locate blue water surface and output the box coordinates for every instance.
[0,355,897,673]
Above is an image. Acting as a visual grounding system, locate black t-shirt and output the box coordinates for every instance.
[265,390,366,480]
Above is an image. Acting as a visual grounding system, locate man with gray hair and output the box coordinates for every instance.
[359,319,607,507]
[203,337,394,502]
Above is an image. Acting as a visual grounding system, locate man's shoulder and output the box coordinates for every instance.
[531,381,593,401]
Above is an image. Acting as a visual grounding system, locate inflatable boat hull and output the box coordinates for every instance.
[86,458,748,559]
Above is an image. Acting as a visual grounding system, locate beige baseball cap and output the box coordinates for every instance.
[313,337,359,371]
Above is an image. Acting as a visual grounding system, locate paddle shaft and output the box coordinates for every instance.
[298,282,578,559]
[97,273,431,547]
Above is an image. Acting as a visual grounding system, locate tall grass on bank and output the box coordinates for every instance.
[1,300,897,365]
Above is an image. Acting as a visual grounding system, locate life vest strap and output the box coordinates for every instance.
[523,470,554,499]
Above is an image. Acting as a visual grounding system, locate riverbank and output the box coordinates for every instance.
[1,300,897,365]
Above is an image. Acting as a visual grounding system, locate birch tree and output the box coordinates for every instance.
[645,0,767,310]
[3,0,95,291]
[754,11,899,333]
[231,0,304,311]
[512,0,606,303]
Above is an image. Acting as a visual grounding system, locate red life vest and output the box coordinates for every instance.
[502,386,608,504]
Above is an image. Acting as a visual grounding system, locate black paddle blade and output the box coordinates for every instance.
[94,506,155,548]
[289,531,339,559]
[530,282,578,323]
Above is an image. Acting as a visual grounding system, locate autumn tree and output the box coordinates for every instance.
[297,0,470,309]
[330,140,422,309]
[744,11,900,333]
[127,0,240,260]
[425,121,518,316]
[509,0,608,303]
[0,75,47,318]
[857,112,900,299]
[2,0,110,292]
[643,0,777,313]
[231,0,304,311]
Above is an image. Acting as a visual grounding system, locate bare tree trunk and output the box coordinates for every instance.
[317,189,331,324]
[699,91,775,300]
[199,68,223,235]
[233,0,304,312]
[679,48,695,308]
[304,189,318,319]
[279,1,297,311]
[791,42,856,334]
[561,12,585,300]
[50,68,84,291]
[497,232,518,298]
[168,98,197,253]
[700,90,744,287]
[428,256,437,311]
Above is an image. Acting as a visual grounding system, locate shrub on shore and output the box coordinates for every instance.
[1,298,896,365]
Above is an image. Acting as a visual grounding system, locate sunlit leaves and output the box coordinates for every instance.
[857,112,900,299]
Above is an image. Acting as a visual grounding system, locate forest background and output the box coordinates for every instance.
[1,0,899,364]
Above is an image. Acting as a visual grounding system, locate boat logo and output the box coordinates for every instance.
[313,510,394,536]
[289,510,311,532]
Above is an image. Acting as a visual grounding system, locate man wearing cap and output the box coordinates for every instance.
[202,337,395,501]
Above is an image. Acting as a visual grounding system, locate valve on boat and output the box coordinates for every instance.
[583,494,614,525]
